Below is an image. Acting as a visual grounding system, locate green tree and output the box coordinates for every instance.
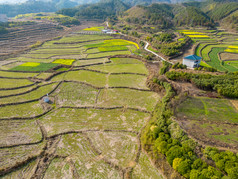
[157,141,168,154]
[166,145,183,165]
[173,158,183,171]
[227,167,238,179]
[177,159,191,176]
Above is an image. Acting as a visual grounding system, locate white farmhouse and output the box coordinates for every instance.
[0,14,8,22]
[183,55,202,68]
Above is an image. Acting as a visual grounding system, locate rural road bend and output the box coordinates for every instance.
[106,21,172,64]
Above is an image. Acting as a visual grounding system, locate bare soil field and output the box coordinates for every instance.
[0,20,101,60]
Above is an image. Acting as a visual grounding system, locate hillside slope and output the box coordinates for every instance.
[220,10,238,31]
[120,0,237,29]
[58,0,130,20]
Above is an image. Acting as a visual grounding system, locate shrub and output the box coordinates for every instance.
[177,159,191,177]
[227,167,238,179]
[173,158,183,170]
[159,61,172,75]
[165,71,238,98]
[172,62,187,69]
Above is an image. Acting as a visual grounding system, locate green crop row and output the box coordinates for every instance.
[11,63,58,72]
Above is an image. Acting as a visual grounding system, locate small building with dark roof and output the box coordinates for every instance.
[183,55,202,68]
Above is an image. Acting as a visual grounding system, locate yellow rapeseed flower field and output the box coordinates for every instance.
[227,46,238,49]
[52,59,75,65]
[225,48,238,53]
[20,62,40,67]
[83,26,104,31]
[187,35,209,38]
[182,32,205,35]
[104,39,139,49]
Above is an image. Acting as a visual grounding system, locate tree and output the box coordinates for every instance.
[227,167,238,179]
[192,159,205,170]
[157,141,168,154]
[177,159,191,176]
[173,158,183,171]
[166,145,183,165]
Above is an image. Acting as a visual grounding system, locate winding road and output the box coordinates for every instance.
[105,21,173,64]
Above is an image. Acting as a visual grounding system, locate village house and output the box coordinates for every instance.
[183,55,202,68]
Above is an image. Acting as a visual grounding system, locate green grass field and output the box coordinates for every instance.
[52,70,107,87]
[109,74,148,89]
[110,58,143,64]
[54,82,98,107]
[0,85,36,97]
[0,101,45,118]
[0,78,33,89]
[41,108,151,136]
[207,47,237,72]
[97,88,159,112]
[11,63,58,72]
[0,71,38,78]
[225,61,238,69]
[0,83,57,104]
[195,43,213,56]
[87,50,131,59]
[177,97,238,124]
[98,46,128,52]
[87,64,148,74]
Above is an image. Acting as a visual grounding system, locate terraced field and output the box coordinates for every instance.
[0,22,64,57]
[0,33,162,178]
[176,97,238,149]
[180,29,238,72]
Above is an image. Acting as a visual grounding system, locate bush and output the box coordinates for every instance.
[177,159,191,177]
[165,71,238,98]
[159,61,172,75]
[142,77,224,178]
[173,158,183,170]
[172,62,187,69]
[227,167,238,179]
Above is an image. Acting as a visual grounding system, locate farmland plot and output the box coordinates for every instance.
[0,33,162,178]
[0,120,42,146]
[87,63,148,74]
[0,83,58,104]
[0,78,34,89]
[176,97,238,149]
[40,108,150,136]
[176,97,238,124]
[73,58,109,66]
[0,101,46,119]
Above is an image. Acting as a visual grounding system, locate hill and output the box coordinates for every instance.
[120,0,238,29]
[220,9,238,31]
[173,6,212,27]
[58,0,130,20]
[0,0,78,17]
[123,2,213,28]
[123,3,174,28]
